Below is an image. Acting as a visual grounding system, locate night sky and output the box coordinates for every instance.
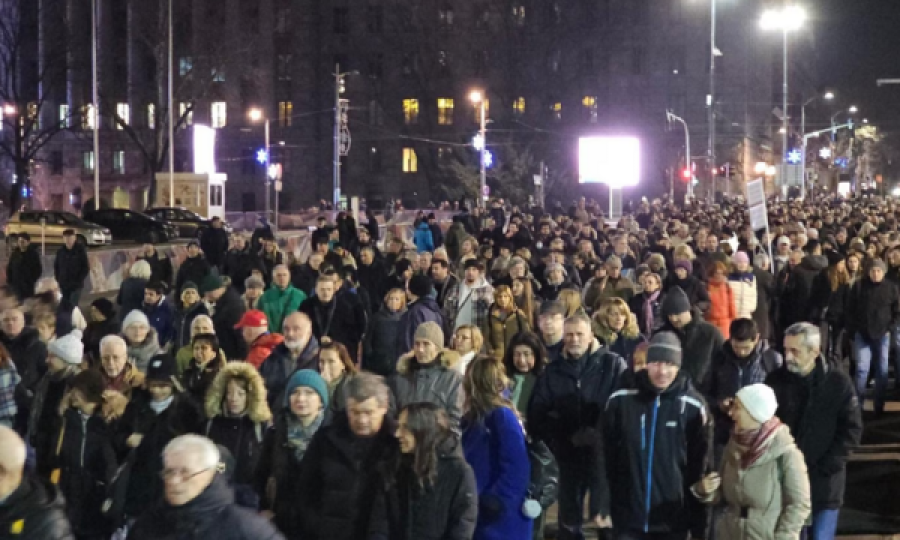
[817,0,900,132]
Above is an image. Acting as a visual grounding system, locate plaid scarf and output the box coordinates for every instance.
[733,417,782,469]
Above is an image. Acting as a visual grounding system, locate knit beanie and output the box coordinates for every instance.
[414,321,445,349]
[733,251,750,266]
[871,259,888,272]
[91,298,116,320]
[674,260,692,274]
[69,370,105,405]
[735,384,778,423]
[145,354,177,384]
[200,274,225,295]
[605,255,623,268]
[181,281,199,295]
[661,286,691,317]
[408,274,432,298]
[646,331,683,367]
[48,329,85,366]
[122,309,150,330]
[284,369,329,409]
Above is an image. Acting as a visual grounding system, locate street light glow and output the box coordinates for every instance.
[823,92,835,100]
[2,104,15,116]
[248,108,263,122]
[469,90,483,104]
[849,105,858,113]
[760,5,807,31]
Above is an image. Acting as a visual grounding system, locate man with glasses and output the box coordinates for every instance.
[128,434,283,539]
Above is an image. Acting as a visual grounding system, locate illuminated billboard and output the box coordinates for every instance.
[578,137,640,187]
[193,125,217,175]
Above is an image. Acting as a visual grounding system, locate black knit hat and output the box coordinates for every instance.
[661,286,691,317]
[70,370,105,405]
[408,274,432,298]
[145,354,177,385]
[91,298,116,320]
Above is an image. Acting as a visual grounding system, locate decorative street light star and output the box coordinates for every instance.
[786,149,802,164]
[819,147,832,159]
[483,150,493,168]
[256,149,268,164]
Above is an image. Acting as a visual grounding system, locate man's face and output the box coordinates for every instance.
[359,230,370,244]
[414,338,440,364]
[347,397,388,437]
[360,250,374,265]
[205,287,225,304]
[1,310,23,338]
[162,450,215,507]
[17,237,28,250]
[188,245,200,257]
[730,337,759,359]
[563,320,592,358]
[232,236,245,250]
[647,361,680,390]
[706,236,718,251]
[784,334,818,375]
[100,343,127,378]
[308,254,324,270]
[870,266,885,283]
[667,311,692,329]
[144,289,161,306]
[282,315,312,349]
[464,267,480,284]
[273,267,290,288]
[431,263,448,281]
[63,235,76,249]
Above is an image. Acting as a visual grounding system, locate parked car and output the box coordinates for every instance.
[82,208,178,244]
[4,211,112,247]
[144,207,232,238]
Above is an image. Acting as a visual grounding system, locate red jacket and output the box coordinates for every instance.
[246,333,285,369]
[705,280,736,339]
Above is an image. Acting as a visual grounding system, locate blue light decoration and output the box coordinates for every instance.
[256,149,268,164]
[835,157,849,168]
[20,186,28,197]
[786,149,802,164]
[483,150,494,168]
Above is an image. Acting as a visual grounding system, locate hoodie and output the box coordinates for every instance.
[246,333,286,369]
[781,254,828,328]
[397,296,445,352]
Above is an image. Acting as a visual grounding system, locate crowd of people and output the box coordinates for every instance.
[2,193,893,539]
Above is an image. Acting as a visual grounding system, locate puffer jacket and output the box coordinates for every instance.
[705,280,736,338]
[697,424,811,540]
[727,272,759,320]
[245,333,285,369]
[0,476,74,540]
[259,284,307,334]
[413,221,435,253]
[389,351,465,428]
[483,308,530,362]
[363,305,405,376]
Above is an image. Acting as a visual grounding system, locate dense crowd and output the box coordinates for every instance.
[4,194,896,539]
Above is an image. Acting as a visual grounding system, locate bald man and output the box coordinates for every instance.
[0,427,73,539]
[258,312,320,409]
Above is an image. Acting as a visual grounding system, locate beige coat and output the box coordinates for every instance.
[699,424,811,540]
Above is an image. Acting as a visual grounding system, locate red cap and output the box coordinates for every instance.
[234,309,268,329]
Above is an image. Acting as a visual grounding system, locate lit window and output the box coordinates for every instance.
[116,103,130,128]
[59,104,70,128]
[512,5,526,26]
[83,151,94,172]
[513,97,526,116]
[212,68,225,82]
[582,96,598,123]
[27,103,38,130]
[211,102,227,128]
[179,57,193,77]
[437,98,454,125]
[551,102,562,121]
[403,99,419,125]
[402,147,418,173]
[473,99,489,123]
[179,102,193,126]
[82,104,96,130]
[278,101,293,127]
[113,150,125,174]
[147,104,156,129]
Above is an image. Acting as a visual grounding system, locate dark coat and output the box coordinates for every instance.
[224,248,263,294]
[143,298,175,348]
[117,277,148,323]
[0,476,74,540]
[173,301,208,352]
[296,412,400,540]
[299,294,367,356]
[3,327,47,396]
[781,255,828,328]
[846,278,900,340]
[138,250,173,287]
[765,358,863,511]
[7,244,42,299]
[27,369,78,475]
[363,306,405,376]
[53,244,89,293]
[176,255,212,293]
[665,274,711,313]
[429,222,445,249]
[390,352,465,428]
[397,296,444,352]
[752,267,776,340]
[201,227,230,268]
[629,291,666,337]
[369,436,478,540]
[211,287,248,360]
[83,318,120,366]
[291,262,320,296]
[258,338,320,410]
[128,476,285,540]
[604,371,710,537]
[358,261,389,312]
[658,308,724,390]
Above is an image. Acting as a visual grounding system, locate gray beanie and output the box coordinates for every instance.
[48,329,85,365]
[414,321,445,349]
[871,259,887,273]
[646,331,683,367]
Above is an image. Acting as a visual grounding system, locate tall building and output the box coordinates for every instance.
[0,0,816,212]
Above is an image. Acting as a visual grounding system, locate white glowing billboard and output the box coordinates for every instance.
[193,125,217,175]
[578,137,640,187]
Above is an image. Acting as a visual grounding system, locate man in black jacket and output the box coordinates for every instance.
[766,322,862,540]
[299,275,367,356]
[0,426,74,540]
[6,233,42,301]
[200,217,230,272]
[781,240,828,331]
[658,287,724,391]
[604,332,711,540]
[177,241,213,293]
[1,308,47,431]
[528,314,626,540]
[201,275,247,360]
[138,242,173,287]
[223,235,262,294]
[53,230,88,307]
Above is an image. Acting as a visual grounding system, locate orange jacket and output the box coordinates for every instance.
[246,332,285,369]
[705,280,736,339]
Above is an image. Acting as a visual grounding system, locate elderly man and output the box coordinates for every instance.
[53,229,89,307]
[0,426,74,539]
[201,274,247,360]
[236,309,284,369]
[129,434,284,539]
[258,264,307,334]
[259,312,320,409]
[296,373,399,540]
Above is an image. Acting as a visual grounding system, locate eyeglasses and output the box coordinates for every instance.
[160,467,211,482]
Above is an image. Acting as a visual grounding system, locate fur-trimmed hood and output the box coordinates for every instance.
[592,309,641,344]
[204,362,272,423]
[396,349,461,374]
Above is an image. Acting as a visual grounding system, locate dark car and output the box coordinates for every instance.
[144,207,232,238]
[83,208,178,244]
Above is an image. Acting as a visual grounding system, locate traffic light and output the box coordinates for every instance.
[681,168,692,181]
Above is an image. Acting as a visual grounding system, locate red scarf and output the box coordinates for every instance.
[732,417,782,469]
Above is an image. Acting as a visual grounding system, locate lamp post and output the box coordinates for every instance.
[831,106,858,141]
[248,108,270,221]
[91,0,101,210]
[333,65,358,210]
[470,90,487,208]
[667,111,692,200]
[708,0,717,199]
[799,91,834,199]
[167,0,174,207]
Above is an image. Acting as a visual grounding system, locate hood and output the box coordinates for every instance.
[204,362,272,423]
[396,349,461,374]
[412,295,441,313]
[252,332,285,351]
[799,254,828,272]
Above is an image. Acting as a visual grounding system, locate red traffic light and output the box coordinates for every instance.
[681,168,692,181]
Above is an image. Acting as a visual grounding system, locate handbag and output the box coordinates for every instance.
[525,435,559,511]
[101,449,138,527]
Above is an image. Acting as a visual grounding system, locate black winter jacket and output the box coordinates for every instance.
[664,274,710,313]
[138,249,173,286]
[176,255,212,293]
[53,244,88,293]
[201,227,230,268]
[299,294,367,355]
[846,278,900,340]
[296,412,400,540]
[258,338,320,410]
[173,301,208,352]
[0,476,74,540]
[765,358,863,511]
[128,476,284,540]
[7,244,42,300]
[604,371,711,537]
[781,255,828,327]
[223,248,263,294]
[658,308,724,390]
[210,287,248,360]
[363,307,405,376]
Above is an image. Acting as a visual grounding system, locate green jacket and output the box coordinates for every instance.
[259,284,307,333]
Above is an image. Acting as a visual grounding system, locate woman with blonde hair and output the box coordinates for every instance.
[483,285,531,362]
[592,297,645,367]
[558,288,583,318]
[512,277,538,328]
[453,324,484,375]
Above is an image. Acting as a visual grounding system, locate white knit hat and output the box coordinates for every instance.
[122,309,150,330]
[735,384,778,423]
[48,329,85,365]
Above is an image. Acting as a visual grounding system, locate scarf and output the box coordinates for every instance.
[149,394,174,414]
[641,290,660,336]
[287,411,325,461]
[104,366,130,393]
[732,417,782,469]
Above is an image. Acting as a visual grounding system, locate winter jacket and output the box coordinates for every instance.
[204,363,273,501]
[224,248,263,294]
[629,291,666,337]
[604,371,710,537]
[83,318,120,366]
[413,222,435,253]
[116,277,147,324]
[259,284,307,334]
[172,301,208,352]
[176,255,212,293]
[7,243,42,300]
[143,298,175,348]
[781,255,828,328]
[296,412,400,540]
[201,226,230,268]
[727,272,759,320]
[128,476,285,540]
[705,280,736,338]
[0,476,74,540]
[258,249,285,285]
[258,338,321,410]
[809,274,848,326]
[765,358,863,512]
[583,276,635,311]
[210,287,248,360]
[291,263,320,296]
[665,274,711,313]
[358,260,390,312]
[461,407,532,540]
[539,280,579,303]
[245,332,285,369]
[752,268,776,340]
[27,367,80,475]
[369,436,478,540]
[390,351,465,428]
[445,222,468,261]
[138,249,173,287]
[398,296,445,352]
[53,244,88,294]
[845,278,900,340]
[299,294,367,356]
[658,308,724,392]
[696,424,810,540]
[444,278,494,331]
[125,330,161,373]
[363,306,405,376]
[483,308,530,362]
[183,350,228,404]
[2,327,47,398]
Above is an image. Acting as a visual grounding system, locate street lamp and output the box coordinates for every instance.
[248,108,271,221]
[831,106,858,141]
[799,91,834,199]
[470,89,487,207]
[333,66,358,210]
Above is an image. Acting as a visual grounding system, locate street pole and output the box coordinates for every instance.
[479,101,486,208]
[708,0,716,200]
[333,63,341,210]
[781,25,789,197]
[801,101,807,200]
[667,111,691,199]
[168,0,174,206]
[264,119,270,222]
[91,0,99,211]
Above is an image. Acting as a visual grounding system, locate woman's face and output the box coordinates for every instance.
[148,381,173,402]
[193,341,217,364]
[496,291,514,310]
[192,320,214,337]
[453,330,474,354]
[606,308,626,331]
[548,269,564,284]
[729,398,761,430]
[290,386,322,418]
[512,280,525,297]
[125,323,149,344]
[225,380,248,416]
[181,289,200,307]
[848,256,860,272]
[36,322,54,342]
[319,350,345,382]
[836,260,847,274]
[644,276,660,293]
[395,410,416,454]
[386,292,405,312]
[675,267,688,280]
[90,306,105,322]
[512,345,535,373]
